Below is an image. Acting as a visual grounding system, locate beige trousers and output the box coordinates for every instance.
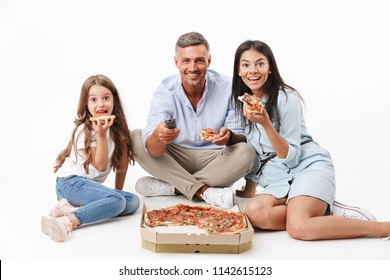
[131,129,256,199]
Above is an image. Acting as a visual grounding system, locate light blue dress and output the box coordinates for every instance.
[245,90,335,206]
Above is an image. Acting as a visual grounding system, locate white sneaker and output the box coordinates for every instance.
[50,198,78,217]
[332,201,377,222]
[201,187,234,209]
[41,215,73,242]
[135,176,176,197]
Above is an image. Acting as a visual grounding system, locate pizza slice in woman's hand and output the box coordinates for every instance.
[238,93,263,113]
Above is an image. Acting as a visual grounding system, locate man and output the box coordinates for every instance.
[131,32,255,208]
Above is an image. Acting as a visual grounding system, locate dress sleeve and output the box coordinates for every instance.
[276,92,302,168]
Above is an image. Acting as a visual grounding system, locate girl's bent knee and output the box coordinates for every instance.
[127,195,140,214]
[121,194,140,216]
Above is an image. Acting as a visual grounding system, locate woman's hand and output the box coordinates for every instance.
[243,104,271,127]
[243,104,289,159]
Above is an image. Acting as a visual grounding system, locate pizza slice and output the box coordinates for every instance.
[90,115,116,124]
[238,93,264,113]
[200,128,221,141]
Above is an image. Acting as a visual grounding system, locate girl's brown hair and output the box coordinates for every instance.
[54,74,134,174]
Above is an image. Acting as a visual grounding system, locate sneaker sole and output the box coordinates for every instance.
[333,201,377,222]
[41,216,69,242]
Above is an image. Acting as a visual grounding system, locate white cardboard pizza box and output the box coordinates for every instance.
[139,203,254,254]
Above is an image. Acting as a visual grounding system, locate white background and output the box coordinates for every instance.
[1,0,389,278]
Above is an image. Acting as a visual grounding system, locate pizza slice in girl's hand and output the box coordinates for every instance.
[200,128,221,141]
[238,93,264,113]
[90,115,116,124]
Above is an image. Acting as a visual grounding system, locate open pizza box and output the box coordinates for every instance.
[140,202,254,254]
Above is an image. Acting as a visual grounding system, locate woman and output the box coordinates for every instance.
[230,40,390,240]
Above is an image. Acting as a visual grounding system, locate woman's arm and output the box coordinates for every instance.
[243,105,289,159]
[261,120,289,159]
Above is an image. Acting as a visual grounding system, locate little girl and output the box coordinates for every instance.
[42,74,140,242]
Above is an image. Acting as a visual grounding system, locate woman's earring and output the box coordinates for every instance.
[269,71,272,74]
[239,73,242,76]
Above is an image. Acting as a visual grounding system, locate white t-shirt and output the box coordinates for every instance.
[56,124,115,183]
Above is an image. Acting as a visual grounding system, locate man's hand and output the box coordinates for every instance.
[145,122,181,157]
[212,127,231,146]
[157,122,180,144]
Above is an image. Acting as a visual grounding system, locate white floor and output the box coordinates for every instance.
[1,163,389,280]
[2,162,389,261]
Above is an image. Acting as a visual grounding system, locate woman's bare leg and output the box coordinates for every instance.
[245,194,288,230]
[286,196,390,240]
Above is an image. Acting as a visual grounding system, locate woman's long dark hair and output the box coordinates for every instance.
[231,40,300,127]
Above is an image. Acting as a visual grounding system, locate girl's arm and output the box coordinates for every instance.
[90,118,114,171]
[115,140,129,190]
[91,132,109,171]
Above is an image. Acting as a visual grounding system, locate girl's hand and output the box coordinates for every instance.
[91,115,116,134]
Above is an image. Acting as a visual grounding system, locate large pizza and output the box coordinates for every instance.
[144,204,248,234]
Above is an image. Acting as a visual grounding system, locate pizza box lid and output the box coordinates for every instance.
[140,202,254,246]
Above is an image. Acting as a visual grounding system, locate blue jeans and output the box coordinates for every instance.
[56,175,140,225]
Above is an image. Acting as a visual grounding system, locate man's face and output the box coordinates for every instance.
[174,44,211,89]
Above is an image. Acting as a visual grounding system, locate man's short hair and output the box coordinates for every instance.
[175,32,210,53]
